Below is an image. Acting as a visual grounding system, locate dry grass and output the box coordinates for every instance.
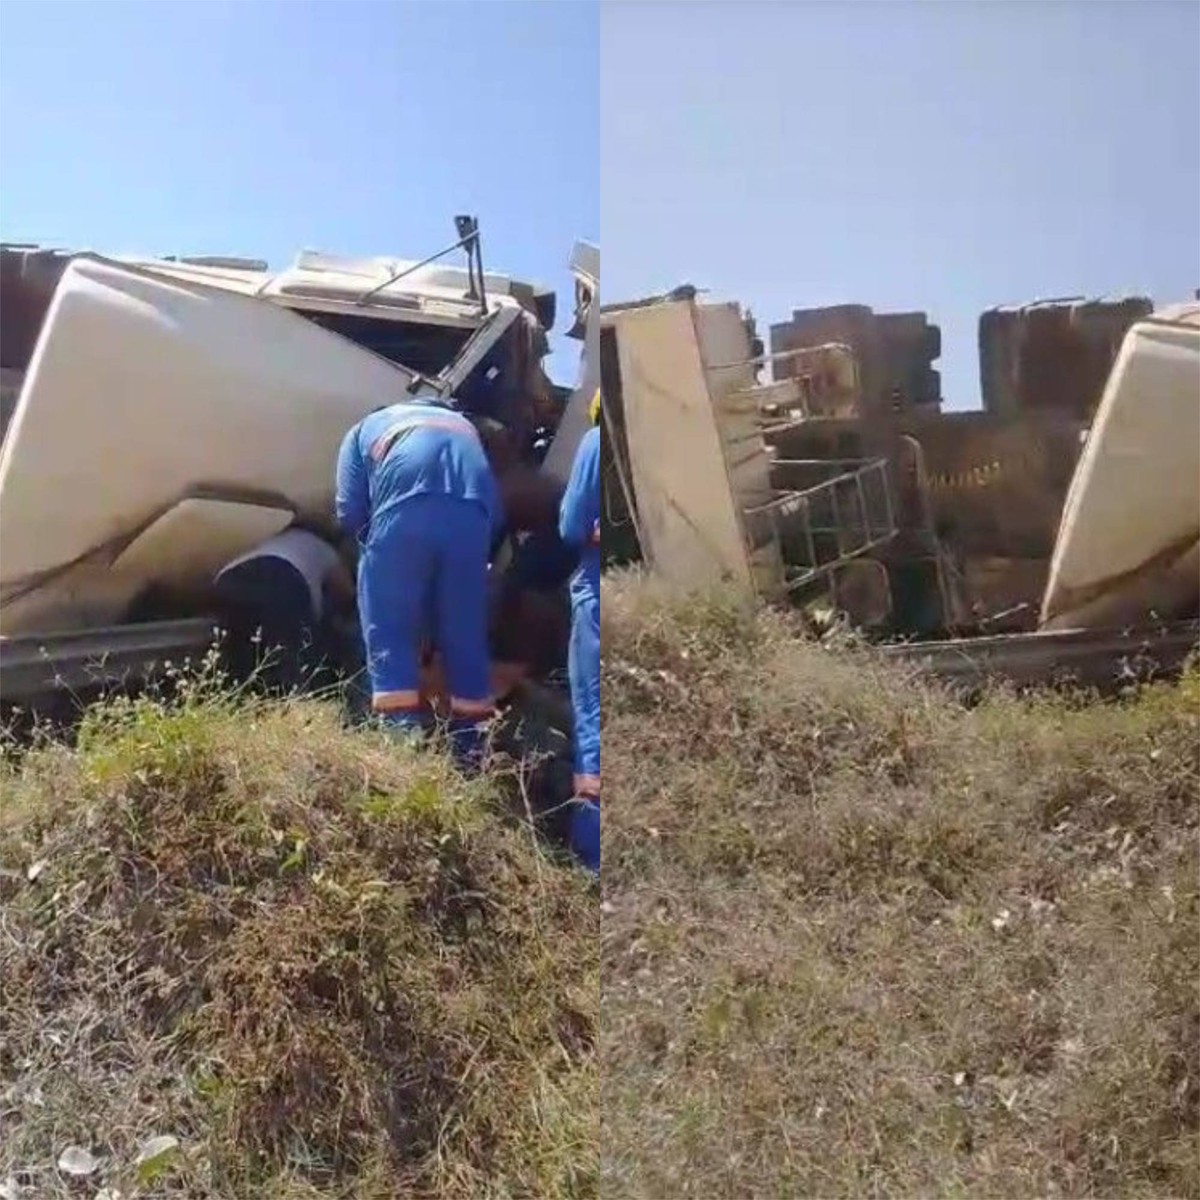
[601,573,1200,1200]
[0,684,598,1198]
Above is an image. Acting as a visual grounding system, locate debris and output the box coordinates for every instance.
[603,285,1199,679]
[56,1145,99,1176]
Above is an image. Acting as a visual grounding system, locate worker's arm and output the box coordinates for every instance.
[499,465,564,538]
[558,427,600,550]
[335,424,370,540]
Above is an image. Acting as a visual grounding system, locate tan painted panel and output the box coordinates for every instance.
[613,300,755,596]
[694,302,757,411]
[111,498,294,590]
[0,255,425,635]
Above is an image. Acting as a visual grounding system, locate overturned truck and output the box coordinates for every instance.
[600,288,1199,688]
[0,227,600,758]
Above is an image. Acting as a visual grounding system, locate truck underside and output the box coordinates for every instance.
[600,288,1199,688]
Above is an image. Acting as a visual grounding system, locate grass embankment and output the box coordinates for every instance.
[602,574,1199,1199]
[0,689,598,1199]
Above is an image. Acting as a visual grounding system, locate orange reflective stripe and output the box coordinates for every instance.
[574,773,600,799]
[369,415,480,464]
[368,430,400,464]
[372,689,422,712]
[450,696,496,719]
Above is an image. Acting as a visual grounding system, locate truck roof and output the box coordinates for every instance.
[0,242,555,332]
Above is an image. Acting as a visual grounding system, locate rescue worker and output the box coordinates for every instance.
[335,398,500,771]
[213,526,355,695]
[558,389,601,874]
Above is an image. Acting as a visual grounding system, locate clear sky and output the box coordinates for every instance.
[601,0,1200,409]
[0,0,598,384]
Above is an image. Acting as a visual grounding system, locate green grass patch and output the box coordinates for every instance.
[0,689,597,1199]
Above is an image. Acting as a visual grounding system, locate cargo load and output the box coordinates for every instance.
[602,283,1200,674]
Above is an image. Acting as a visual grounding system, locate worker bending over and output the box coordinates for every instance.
[558,390,602,874]
[336,399,499,771]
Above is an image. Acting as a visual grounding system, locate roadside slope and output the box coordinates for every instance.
[1,694,598,1199]
[602,574,1199,1199]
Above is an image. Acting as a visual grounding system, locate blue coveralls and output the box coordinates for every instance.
[559,425,601,874]
[335,401,500,769]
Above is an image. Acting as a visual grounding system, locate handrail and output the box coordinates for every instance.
[744,458,898,592]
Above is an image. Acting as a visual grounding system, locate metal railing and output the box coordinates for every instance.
[744,458,897,592]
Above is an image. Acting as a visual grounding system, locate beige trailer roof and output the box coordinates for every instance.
[0,255,431,635]
[119,249,538,330]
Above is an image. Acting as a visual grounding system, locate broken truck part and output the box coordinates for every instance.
[978,295,1155,421]
[542,241,598,485]
[602,286,1199,687]
[0,227,588,728]
[0,253,440,636]
[600,294,782,598]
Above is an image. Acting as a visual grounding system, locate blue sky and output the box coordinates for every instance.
[0,0,598,384]
[601,0,1200,409]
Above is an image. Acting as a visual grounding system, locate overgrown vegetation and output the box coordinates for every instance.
[602,573,1199,1199]
[0,682,598,1198]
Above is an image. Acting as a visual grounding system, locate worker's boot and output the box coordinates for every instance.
[567,796,600,877]
[382,708,430,750]
[447,717,488,777]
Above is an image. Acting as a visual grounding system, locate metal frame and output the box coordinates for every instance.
[745,458,898,592]
[352,216,487,315]
[882,620,1199,693]
[0,619,215,707]
[435,304,524,401]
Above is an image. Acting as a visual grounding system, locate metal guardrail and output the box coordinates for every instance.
[880,621,1199,692]
[0,619,217,706]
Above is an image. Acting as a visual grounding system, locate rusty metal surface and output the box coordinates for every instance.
[904,408,1085,561]
[770,304,941,416]
[768,409,1083,558]
[978,296,1152,421]
[880,620,1198,692]
[762,343,861,417]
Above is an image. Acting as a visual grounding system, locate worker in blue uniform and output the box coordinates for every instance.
[558,390,602,874]
[335,398,500,772]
